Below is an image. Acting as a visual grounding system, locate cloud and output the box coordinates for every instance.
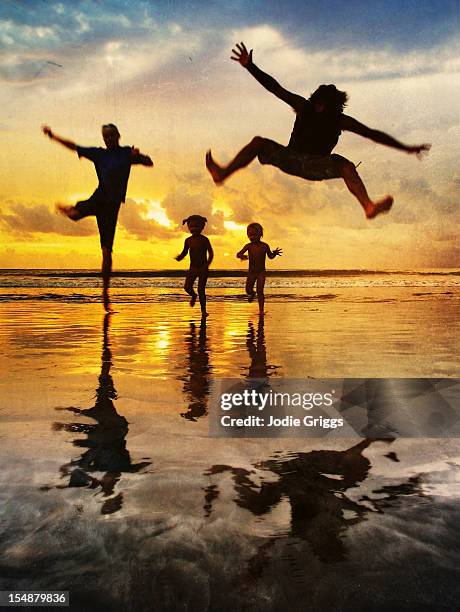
[219,164,356,234]
[118,199,175,241]
[161,182,226,235]
[0,57,62,82]
[0,2,202,92]
[0,199,180,243]
[0,5,147,50]
[0,202,95,238]
[0,20,59,48]
[230,25,460,85]
[1,4,459,91]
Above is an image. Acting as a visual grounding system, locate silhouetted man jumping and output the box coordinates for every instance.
[206,42,431,219]
[42,124,153,311]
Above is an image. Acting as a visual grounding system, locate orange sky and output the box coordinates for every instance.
[1,7,459,269]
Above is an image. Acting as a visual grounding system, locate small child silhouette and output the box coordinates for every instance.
[176,215,214,318]
[237,223,282,315]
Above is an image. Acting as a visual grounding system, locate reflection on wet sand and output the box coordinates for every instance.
[226,317,283,418]
[245,317,281,381]
[203,439,431,565]
[51,313,150,514]
[180,320,212,421]
[0,296,457,611]
[178,316,281,421]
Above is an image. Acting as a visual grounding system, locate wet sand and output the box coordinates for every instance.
[0,288,459,611]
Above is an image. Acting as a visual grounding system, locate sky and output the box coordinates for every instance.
[0,0,459,269]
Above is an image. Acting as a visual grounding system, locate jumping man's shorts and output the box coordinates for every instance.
[258,139,349,181]
[74,193,121,251]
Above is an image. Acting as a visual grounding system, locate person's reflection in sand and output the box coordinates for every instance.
[219,317,282,432]
[246,317,280,381]
[205,440,396,563]
[232,317,281,421]
[180,319,212,421]
[52,313,150,514]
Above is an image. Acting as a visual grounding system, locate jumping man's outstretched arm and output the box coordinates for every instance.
[231,42,305,112]
[42,125,77,151]
[341,116,431,158]
[131,147,154,167]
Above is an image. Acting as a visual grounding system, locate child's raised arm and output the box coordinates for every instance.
[267,245,282,259]
[175,239,189,261]
[236,244,249,260]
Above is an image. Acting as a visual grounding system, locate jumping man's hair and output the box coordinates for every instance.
[247,222,263,236]
[309,84,348,113]
[102,123,120,135]
[182,215,208,228]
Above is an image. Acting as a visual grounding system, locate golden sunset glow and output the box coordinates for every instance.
[0,4,458,270]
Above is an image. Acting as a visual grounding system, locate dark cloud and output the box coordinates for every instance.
[0,200,179,243]
[0,202,95,237]
[0,196,227,244]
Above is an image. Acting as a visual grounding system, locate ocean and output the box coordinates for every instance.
[0,268,459,300]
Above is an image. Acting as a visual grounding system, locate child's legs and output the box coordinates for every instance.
[184,270,198,296]
[256,273,266,312]
[245,273,257,296]
[197,272,208,313]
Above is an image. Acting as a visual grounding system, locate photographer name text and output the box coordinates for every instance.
[219,389,344,430]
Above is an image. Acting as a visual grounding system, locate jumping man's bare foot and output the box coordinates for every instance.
[247,291,256,303]
[190,293,197,307]
[365,196,394,219]
[206,151,225,184]
[56,203,80,220]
